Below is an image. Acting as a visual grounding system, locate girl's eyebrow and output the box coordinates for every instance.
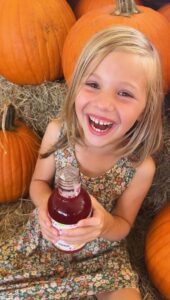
[87,72,100,80]
[118,81,138,90]
[87,74,138,91]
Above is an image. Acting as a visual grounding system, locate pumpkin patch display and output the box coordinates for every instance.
[0,104,40,202]
[62,0,170,93]
[145,203,170,299]
[0,0,76,85]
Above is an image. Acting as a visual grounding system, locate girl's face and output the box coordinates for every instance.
[75,51,147,151]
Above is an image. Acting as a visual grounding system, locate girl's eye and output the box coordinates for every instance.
[85,81,99,89]
[118,90,134,98]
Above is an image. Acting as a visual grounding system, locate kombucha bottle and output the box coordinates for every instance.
[48,165,92,252]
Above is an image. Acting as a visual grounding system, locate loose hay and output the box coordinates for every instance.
[0,75,169,300]
[0,199,34,241]
[0,76,67,135]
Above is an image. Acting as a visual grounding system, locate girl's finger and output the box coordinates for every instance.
[60,227,100,243]
[60,232,98,244]
[40,214,51,226]
[77,216,101,227]
[42,233,56,244]
[42,226,59,242]
[40,220,59,235]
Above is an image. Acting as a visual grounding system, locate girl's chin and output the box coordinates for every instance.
[84,132,114,148]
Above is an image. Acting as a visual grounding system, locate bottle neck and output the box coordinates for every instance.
[57,166,81,198]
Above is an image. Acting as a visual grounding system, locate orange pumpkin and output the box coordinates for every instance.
[75,0,142,19]
[159,3,170,22]
[145,203,170,299]
[0,104,40,202]
[0,0,76,85]
[62,0,170,93]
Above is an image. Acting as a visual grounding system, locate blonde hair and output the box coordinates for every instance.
[45,25,163,164]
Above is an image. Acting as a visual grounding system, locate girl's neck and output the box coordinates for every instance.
[75,143,121,177]
[77,138,118,156]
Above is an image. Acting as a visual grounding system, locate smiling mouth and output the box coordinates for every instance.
[88,115,114,133]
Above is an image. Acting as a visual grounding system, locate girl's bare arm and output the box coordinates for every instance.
[29,121,60,209]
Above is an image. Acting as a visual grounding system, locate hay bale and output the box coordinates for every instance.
[0,76,68,136]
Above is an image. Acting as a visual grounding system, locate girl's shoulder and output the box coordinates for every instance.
[134,156,156,183]
[40,119,63,154]
[44,119,62,143]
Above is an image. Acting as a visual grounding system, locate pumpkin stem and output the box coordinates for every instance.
[114,0,140,16]
[1,104,16,131]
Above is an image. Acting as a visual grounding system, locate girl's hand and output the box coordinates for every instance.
[38,205,59,244]
[56,196,111,245]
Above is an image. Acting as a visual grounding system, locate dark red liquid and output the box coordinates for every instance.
[48,187,92,225]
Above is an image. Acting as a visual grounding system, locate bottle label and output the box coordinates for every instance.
[51,218,85,252]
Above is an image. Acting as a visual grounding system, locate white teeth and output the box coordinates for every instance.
[89,115,112,126]
[91,124,103,132]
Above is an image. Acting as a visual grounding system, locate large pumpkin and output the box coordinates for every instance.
[0,104,40,202]
[159,3,170,22]
[0,0,76,85]
[62,0,170,93]
[74,0,142,19]
[145,203,170,299]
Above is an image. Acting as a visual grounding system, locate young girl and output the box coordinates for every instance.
[0,25,163,299]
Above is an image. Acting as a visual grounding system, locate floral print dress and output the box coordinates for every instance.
[0,145,139,300]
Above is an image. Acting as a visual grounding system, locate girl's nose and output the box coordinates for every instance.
[95,93,115,112]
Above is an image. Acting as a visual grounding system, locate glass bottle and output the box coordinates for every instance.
[48,165,92,252]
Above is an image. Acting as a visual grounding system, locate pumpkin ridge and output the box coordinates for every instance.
[145,203,170,299]
[16,124,40,153]
[146,218,170,237]
[35,0,51,81]
[2,0,24,82]
[37,0,59,80]
[145,229,170,259]
[146,239,170,267]
[59,0,76,32]
[18,135,28,198]
[18,129,39,166]
[31,0,53,82]
[16,127,40,198]
[54,0,77,75]
[0,140,6,201]
[13,134,23,199]
[20,1,43,84]
[15,124,40,157]
[4,133,21,200]
[40,1,62,79]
